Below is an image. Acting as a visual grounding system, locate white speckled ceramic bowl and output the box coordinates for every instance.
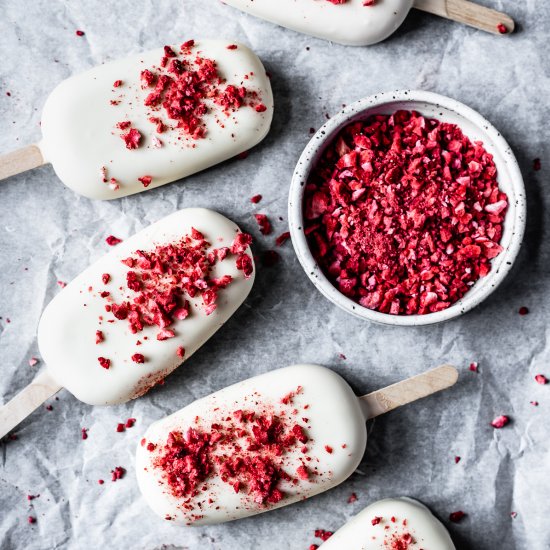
[288,90,526,326]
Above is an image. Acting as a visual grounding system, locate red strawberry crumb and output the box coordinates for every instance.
[75,30,85,36]
[309,546,319,550]
[28,516,36,524]
[95,330,104,344]
[227,44,238,50]
[533,158,541,171]
[276,231,291,247]
[126,418,136,428]
[57,281,67,288]
[138,175,152,188]
[111,466,126,481]
[113,80,122,88]
[296,465,309,480]
[98,479,104,485]
[132,353,145,364]
[98,357,110,369]
[255,104,267,113]
[348,492,357,503]
[176,346,185,358]
[455,456,461,463]
[531,401,539,406]
[304,110,507,316]
[491,415,510,429]
[254,214,272,235]
[81,428,88,440]
[250,194,262,204]
[116,423,125,433]
[147,442,156,452]
[122,128,142,149]
[510,511,517,518]
[449,511,466,523]
[237,151,249,160]
[535,374,548,385]
[117,121,131,130]
[469,362,478,372]
[497,23,507,34]
[519,306,529,315]
[181,39,195,49]
[102,273,110,284]
[28,357,38,367]
[371,516,382,525]
[314,530,333,541]
[27,495,37,501]
[324,445,333,454]
[45,404,53,411]
[105,235,122,246]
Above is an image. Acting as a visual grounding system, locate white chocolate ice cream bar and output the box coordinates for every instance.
[37,208,255,405]
[39,40,273,199]
[321,497,456,549]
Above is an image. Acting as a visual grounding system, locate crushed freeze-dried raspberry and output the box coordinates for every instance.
[347,492,357,503]
[111,466,126,481]
[449,511,466,522]
[455,456,461,463]
[132,353,145,364]
[491,415,510,429]
[98,479,104,485]
[57,281,67,288]
[469,362,478,372]
[126,418,136,428]
[535,374,548,385]
[95,330,104,344]
[497,23,507,34]
[519,306,529,315]
[372,516,382,525]
[28,357,38,367]
[531,401,539,406]
[255,104,267,113]
[510,511,517,518]
[122,128,142,149]
[176,346,185,358]
[117,121,131,130]
[81,428,88,440]
[116,423,125,433]
[309,546,319,550]
[45,404,53,411]
[75,30,85,36]
[324,445,333,454]
[250,194,262,204]
[138,175,152,188]
[98,357,110,369]
[304,110,507,316]
[28,516,36,524]
[227,44,238,50]
[314,530,333,541]
[254,214,272,235]
[533,158,541,171]
[102,273,110,284]
[275,231,291,247]
[113,80,122,88]
[105,235,122,246]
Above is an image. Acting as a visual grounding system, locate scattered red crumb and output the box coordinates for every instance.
[519,306,529,315]
[531,401,539,406]
[28,516,36,524]
[250,194,262,204]
[98,357,111,369]
[314,529,333,541]
[491,415,510,429]
[132,353,146,364]
[176,346,185,359]
[324,445,333,454]
[126,418,136,428]
[45,404,53,411]
[81,428,88,440]
[111,466,126,481]
[117,121,131,130]
[238,151,249,160]
[254,214,272,235]
[276,231,291,247]
[304,110,507,316]
[98,479,104,485]
[28,357,38,367]
[510,511,518,519]
[116,423,125,433]
[122,128,142,150]
[27,495,38,501]
[372,516,382,525]
[449,511,466,523]
[102,273,110,284]
[138,175,152,188]
[296,465,309,480]
[309,546,319,550]
[497,23,507,34]
[95,330,104,344]
[113,80,122,88]
[455,456,461,464]
[75,30,85,36]
[227,44,238,50]
[347,492,357,503]
[469,362,478,372]
[533,158,541,171]
[255,104,267,113]
[57,281,67,288]
[105,235,122,246]
[535,374,548,385]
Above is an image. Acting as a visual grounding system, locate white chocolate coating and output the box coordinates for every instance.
[40,40,273,199]
[136,364,367,525]
[37,208,254,405]
[223,0,413,46]
[321,498,456,549]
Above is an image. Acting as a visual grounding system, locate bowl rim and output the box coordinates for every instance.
[288,89,527,327]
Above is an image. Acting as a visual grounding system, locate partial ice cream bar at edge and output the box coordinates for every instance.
[222,0,514,46]
[320,497,456,549]
[136,363,458,525]
[0,40,273,199]
[0,208,255,439]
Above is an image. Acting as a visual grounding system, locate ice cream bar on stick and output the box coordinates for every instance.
[320,497,456,549]
[222,0,515,46]
[0,40,273,199]
[0,208,255,439]
[136,363,458,525]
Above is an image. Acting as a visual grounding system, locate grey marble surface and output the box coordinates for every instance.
[0,1,549,549]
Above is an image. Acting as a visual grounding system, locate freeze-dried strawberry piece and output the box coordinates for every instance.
[491,415,510,429]
[535,374,548,385]
[98,357,111,369]
[497,23,508,33]
[105,235,122,246]
[132,353,145,364]
[469,362,478,372]
[449,511,466,522]
[138,175,152,188]
[231,232,253,254]
[371,516,382,525]
[296,465,309,480]
[102,273,111,284]
[519,306,529,315]
[95,330,104,344]
[113,80,122,88]
[122,128,142,149]
[276,231,291,247]
[250,194,262,204]
[117,120,131,130]
[254,213,272,235]
[227,44,238,50]
[141,69,156,87]
[111,466,126,481]
[314,530,333,541]
[236,254,253,278]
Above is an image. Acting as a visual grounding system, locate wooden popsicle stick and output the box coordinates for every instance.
[0,144,46,181]
[413,0,515,35]
[0,370,62,440]
[360,364,458,420]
